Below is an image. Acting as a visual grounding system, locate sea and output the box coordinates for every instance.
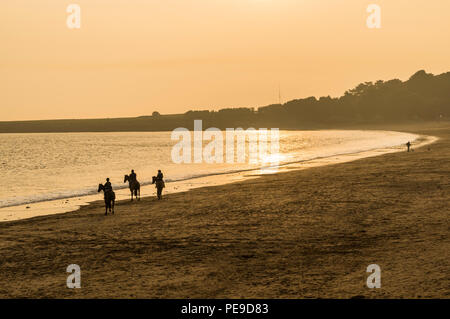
[0,130,423,221]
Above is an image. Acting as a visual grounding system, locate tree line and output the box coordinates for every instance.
[0,70,448,133]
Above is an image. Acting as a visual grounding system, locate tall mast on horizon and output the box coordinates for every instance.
[278,84,282,105]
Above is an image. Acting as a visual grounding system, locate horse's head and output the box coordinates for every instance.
[98,184,104,192]
[124,175,128,183]
[152,176,157,184]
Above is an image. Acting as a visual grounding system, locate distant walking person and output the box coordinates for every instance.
[153,170,165,200]
[406,141,411,152]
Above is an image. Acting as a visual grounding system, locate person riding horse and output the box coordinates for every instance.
[104,178,112,192]
[124,169,140,201]
[98,178,115,215]
[157,170,163,181]
[130,170,137,183]
[153,170,165,200]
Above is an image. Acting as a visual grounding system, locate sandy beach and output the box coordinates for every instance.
[0,123,448,299]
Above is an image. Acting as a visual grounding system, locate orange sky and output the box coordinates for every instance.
[1,0,449,121]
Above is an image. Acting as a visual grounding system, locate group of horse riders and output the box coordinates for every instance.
[98,169,165,215]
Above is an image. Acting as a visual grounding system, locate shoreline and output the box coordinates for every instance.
[0,130,434,223]
[0,122,448,298]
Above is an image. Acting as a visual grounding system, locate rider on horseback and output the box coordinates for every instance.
[125,170,140,201]
[129,170,137,183]
[99,178,115,215]
[154,170,165,200]
[104,178,113,192]
[156,170,163,181]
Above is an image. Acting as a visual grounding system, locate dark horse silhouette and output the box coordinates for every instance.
[152,176,165,200]
[124,175,140,201]
[98,184,115,215]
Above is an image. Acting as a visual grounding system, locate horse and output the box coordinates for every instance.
[98,184,115,215]
[152,176,165,200]
[124,175,140,201]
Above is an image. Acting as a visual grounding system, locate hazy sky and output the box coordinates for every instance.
[1,0,449,121]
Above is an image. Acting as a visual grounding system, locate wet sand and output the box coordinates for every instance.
[0,123,448,298]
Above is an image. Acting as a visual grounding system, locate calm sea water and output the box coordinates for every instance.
[0,130,418,217]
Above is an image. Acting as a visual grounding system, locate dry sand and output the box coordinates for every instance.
[0,123,448,298]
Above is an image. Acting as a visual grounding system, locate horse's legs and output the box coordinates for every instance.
[130,190,133,201]
[157,188,162,200]
[112,200,115,214]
